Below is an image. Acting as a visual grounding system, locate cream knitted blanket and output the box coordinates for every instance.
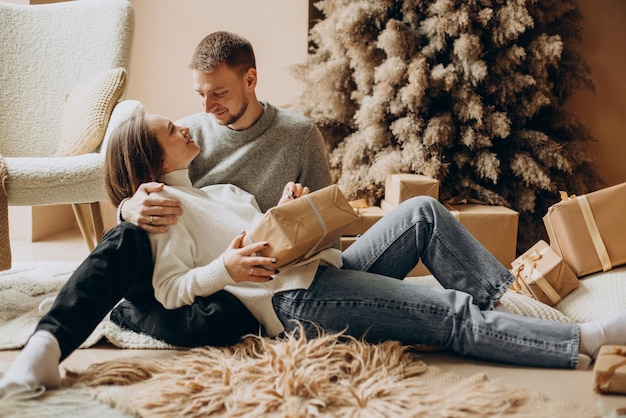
[0,262,171,350]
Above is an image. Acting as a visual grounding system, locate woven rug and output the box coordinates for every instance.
[1,330,603,418]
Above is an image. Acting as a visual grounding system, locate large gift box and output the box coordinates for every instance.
[543,182,626,277]
[385,174,439,206]
[510,240,579,306]
[445,201,519,267]
[594,345,626,395]
[244,185,358,268]
[404,201,519,277]
[343,199,386,236]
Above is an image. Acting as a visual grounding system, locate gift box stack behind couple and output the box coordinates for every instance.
[2,31,626,399]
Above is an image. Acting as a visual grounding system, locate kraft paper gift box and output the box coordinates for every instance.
[244,185,358,268]
[406,201,519,277]
[510,240,579,306]
[340,236,357,251]
[593,345,626,395]
[343,199,386,236]
[445,201,519,267]
[385,174,439,206]
[543,182,626,277]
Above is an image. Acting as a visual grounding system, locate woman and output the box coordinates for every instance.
[1,106,624,398]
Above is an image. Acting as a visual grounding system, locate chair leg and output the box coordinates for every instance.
[71,202,104,252]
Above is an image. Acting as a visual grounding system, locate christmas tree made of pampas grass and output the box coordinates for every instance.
[288,0,603,252]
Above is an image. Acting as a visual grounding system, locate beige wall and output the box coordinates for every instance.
[567,0,626,187]
[125,0,309,120]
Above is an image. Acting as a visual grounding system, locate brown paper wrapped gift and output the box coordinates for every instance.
[510,240,579,306]
[340,236,357,251]
[244,185,358,268]
[543,182,626,277]
[445,201,519,267]
[385,174,439,206]
[406,201,519,277]
[594,345,626,395]
[343,200,386,236]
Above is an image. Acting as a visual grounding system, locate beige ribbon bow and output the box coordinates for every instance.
[595,347,626,394]
[511,248,562,305]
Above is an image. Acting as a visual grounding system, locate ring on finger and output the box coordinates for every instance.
[149,216,154,225]
[249,268,254,276]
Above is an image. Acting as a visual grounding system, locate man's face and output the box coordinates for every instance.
[192,63,255,130]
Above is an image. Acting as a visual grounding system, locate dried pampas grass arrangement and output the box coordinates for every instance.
[290,0,602,252]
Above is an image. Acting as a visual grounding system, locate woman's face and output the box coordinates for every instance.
[145,113,200,173]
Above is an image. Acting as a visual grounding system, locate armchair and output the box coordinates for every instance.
[0,0,135,266]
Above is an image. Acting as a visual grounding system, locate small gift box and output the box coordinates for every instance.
[244,185,358,268]
[543,182,626,277]
[384,174,439,206]
[343,200,386,236]
[594,345,626,395]
[510,240,579,306]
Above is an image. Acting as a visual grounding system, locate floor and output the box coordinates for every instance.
[3,228,626,415]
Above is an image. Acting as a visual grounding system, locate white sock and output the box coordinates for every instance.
[579,311,626,359]
[0,330,61,398]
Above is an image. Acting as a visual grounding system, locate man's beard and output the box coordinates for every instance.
[223,97,249,127]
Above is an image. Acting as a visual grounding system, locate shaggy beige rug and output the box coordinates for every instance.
[50,330,598,418]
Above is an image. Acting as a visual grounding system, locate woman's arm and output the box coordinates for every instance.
[152,228,279,310]
[151,226,232,309]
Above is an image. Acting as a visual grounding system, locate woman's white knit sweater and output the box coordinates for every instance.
[149,170,342,337]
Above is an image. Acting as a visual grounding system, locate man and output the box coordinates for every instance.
[110,31,332,346]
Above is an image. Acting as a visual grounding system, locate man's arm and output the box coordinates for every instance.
[119,182,182,232]
[298,124,332,191]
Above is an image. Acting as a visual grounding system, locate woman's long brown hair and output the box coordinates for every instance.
[104,107,165,207]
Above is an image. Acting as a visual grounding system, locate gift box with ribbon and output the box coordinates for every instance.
[510,240,579,306]
[384,173,439,206]
[594,345,626,395]
[244,185,358,268]
[405,199,519,277]
[543,182,626,277]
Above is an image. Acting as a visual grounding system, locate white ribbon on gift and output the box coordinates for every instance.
[302,194,329,259]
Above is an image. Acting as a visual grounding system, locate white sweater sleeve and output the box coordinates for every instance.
[151,222,236,310]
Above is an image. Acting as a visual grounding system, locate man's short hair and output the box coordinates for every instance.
[190,31,256,75]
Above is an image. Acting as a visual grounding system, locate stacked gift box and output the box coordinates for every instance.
[342,173,520,278]
[341,174,439,253]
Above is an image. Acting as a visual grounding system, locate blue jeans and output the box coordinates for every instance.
[272,196,580,369]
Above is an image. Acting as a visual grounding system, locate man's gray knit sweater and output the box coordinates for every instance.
[177,101,331,212]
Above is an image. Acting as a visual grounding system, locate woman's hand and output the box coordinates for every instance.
[277,182,310,206]
[223,232,279,282]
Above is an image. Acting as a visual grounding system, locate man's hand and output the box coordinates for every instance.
[121,182,182,233]
[277,182,310,206]
[223,232,278,282]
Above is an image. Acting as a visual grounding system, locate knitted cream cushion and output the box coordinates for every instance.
[55,68,127,157]
[556,265,626,322]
